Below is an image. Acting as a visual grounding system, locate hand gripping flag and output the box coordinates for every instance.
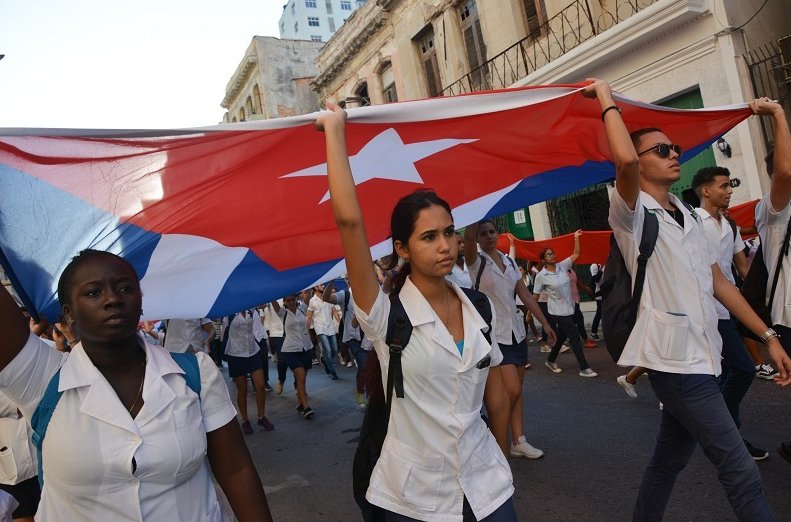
[0,84,752,320]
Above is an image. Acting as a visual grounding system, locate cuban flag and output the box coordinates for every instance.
[0,84,752,320]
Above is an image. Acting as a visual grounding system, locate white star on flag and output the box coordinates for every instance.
[280,128,478,203]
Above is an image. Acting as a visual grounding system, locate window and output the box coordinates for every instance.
[356,0,365,6]
[328,17,336,32]
[325,0,333,14]
[311,35,322,42]
[294,21,299,33]
[308,16,320,26]
[280,21,285,34]
[291,2,295,16]
[306,0,317,6]
[416,27,442,97]
[380,62,398,103]
[246,96,255,115]
[341,0,352,9]
[522,0,545,39]
[252,85,263,115]
[459,0,490,91]
[239,108,246,122]
[354,82,371,106]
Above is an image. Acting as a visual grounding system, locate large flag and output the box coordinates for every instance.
[1,84,752,320]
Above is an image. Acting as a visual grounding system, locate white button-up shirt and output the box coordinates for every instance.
[263,302,284,338]
[697,207,745,320]
[332,290,362,343]
[308,295,337,336]
[467,252,526,346]
[163,318,212,353]
[610,190,722,375]
[223,311,260,358]
[755,196,791,327]
[354,278,512,521]
[446,263,472,289]
[533,257,575,317]
[0,333,236,521]
[278,306,312,353]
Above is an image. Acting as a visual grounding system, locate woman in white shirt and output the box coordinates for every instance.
[317,105,516,521]
[271,295,315,419]
[465,220,555,460]
[0,249,271,521]
[533,232,597,377]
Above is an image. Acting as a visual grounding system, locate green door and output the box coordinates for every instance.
[659,89,717,201]
[507,208,534,240]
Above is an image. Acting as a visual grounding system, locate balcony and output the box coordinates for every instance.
[442,0,660,96]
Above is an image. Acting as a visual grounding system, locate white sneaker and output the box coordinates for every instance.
[617,375,637,398]
[510,436,544,459]
[579,368,598,378]
[545,361,562,373]
[559,345,571,353]
[540,344,551,353]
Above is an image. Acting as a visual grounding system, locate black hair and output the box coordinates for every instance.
[385,189,453,295]
[539,247,553,261]
[691,166,731,196]
[57,249,139,308]
[629,127,663,152]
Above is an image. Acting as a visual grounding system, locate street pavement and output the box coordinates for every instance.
[228,342,791,521]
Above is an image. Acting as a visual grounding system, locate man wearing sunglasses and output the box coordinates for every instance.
[751,99,791,465]
[584,78,791,521]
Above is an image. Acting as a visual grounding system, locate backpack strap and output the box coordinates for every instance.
[725,216,738,241]
[384,295,412,410]
[460,287,493,344]
[473,256,486,291]
[169,352,201,395]
[31,368,63,489]
[629,209,660,323]
[343,289,351,316]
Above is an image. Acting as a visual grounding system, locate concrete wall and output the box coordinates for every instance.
[221,36,322,122]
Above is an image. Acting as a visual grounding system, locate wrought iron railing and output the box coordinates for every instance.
[441,0,659,96]
[744,36,791,151]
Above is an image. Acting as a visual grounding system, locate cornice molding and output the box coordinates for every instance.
[221,57,258,108]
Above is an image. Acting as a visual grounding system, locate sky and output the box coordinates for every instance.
[0,0,286,129]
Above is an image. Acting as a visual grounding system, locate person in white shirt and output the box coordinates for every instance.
[0,249,271,521]
[318,104,516,520]
[465,220,555,459]
[271,296,315,419]
[323,281,368,407]
[222,310,273,434]
[750,101,791,463]
[307,286,341,380]
[589,263,604,340]
[587,78,790,520]
[446,231,472,288]
[533,232,597,377]
[163,318,214,354]
[692,166,768,460]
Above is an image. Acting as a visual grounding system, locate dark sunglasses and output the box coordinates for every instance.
[637,143,683,159]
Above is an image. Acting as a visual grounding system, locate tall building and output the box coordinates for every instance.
[221,36,323,123]
[278,0,367,42]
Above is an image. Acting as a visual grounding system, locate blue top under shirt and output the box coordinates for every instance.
[455,339,464,355]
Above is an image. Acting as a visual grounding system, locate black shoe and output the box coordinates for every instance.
[778,441,791,464]
[264,382,273,392]
[331,372,339,380]
[296,405,305,416]
[303,407,315,419]
[744,439,769,461]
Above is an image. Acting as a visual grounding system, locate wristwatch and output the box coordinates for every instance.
[759,328,780,343]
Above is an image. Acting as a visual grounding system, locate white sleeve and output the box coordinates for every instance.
[353,287,392,365]
[195,352,236,432]
[0,333,67,420]
[533,273,546,295]
[558,257,573,272]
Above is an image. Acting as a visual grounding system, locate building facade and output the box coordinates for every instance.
[278,0,368,42]
[221,36,324,123]
[312,0,791,242]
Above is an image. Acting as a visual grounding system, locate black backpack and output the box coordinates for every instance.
[600,208,659,362]
[352,287,493,521]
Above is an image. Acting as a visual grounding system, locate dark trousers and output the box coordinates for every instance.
[591,299,602,334]
[209,338,223,366]
[573,303,588,340]
[269,336,287,384]
[634,371,774,521]
[384,496,517,521]
[538,301,550,342]
[547,314,589,371]
[718,319,757,428]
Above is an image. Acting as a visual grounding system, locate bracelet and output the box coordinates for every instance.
[759,328,780,343]
[601,105,621,122]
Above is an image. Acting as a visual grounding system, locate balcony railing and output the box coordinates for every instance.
[441,0,659,96]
